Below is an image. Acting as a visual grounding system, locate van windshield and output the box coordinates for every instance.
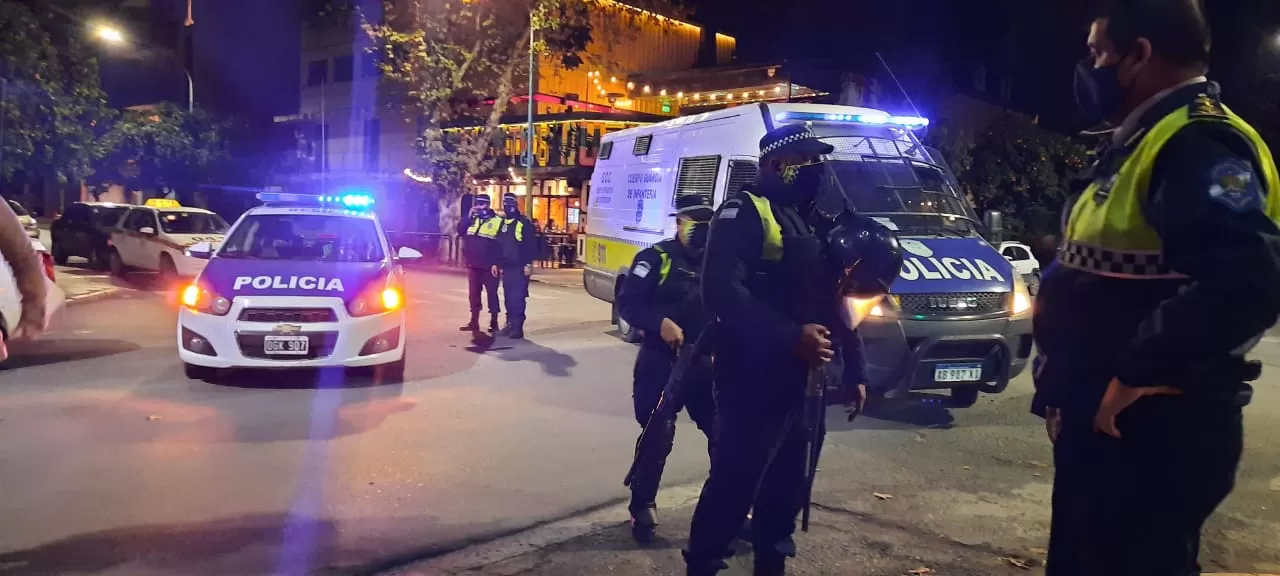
[812,124,981,238]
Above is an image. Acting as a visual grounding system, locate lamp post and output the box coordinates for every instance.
[524,21,536,217]
[93,24,194,113]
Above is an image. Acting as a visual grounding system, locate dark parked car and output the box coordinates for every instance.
[50,202,130,269]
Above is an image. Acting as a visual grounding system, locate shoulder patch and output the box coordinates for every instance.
[717,207,739,220]
[1208,158,1263,213]
[1189,93,1227,119]
[632,260,652,278]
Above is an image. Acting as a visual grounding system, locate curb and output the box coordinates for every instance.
[64,287,123,305]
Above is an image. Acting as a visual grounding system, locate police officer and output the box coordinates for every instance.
[497,192,536,339]
[456,194,502,332]
[1035,1,1280,574]
[617,194,716,543]
[684,124,876,576]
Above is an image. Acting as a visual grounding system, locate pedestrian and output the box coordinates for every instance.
[0,195,47,360]
[497,192,537,339]
[683,124,897,576]
[618,194,716,543]
[1035,1,1280,574]
[456,193,502,332]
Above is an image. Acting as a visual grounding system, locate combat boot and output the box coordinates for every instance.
[459,312,480,332]
[506,322,525,339]
[629,503,658,544]
[488,313,500,332]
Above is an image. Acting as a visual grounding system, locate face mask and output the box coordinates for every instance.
[1073,59,1123,125]
[678,219,710,252]
[784,162,826,204]
[503,199,519,214]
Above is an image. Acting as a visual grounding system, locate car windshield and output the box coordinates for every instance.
[158,211,229,234]
[91,206,128,227]
[813,124,981,238]
[218,214,385,262]
[7,200,28,216]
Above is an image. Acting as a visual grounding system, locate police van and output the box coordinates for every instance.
[176,192,424,382]
[584,103,1033,407]
[107,199,230,280]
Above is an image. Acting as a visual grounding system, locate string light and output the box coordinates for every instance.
[610,76,617,83]
[774,86,783,94]
[693,93,701,100]
[676,91,683,98]
[627,81,635,89]
[643,85,651,94]
[659,88,667,96]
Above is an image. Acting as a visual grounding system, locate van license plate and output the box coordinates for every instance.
[264,336,309,355]
[934,363,982,383]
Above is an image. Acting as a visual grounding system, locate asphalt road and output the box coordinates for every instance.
[0,271,1277,575]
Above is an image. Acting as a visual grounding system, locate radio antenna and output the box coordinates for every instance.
[875,51,923,119]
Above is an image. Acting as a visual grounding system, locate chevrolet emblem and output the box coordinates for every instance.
[274,324,303,334]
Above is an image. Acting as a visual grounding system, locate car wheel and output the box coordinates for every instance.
[378,354,407,383]
[950,384,981,408]
[51,240,69,265]
[159,254,178,285]
[87,246,105,270]
[184,362,218,382]
[108,249,126,277]
[613,298,641,343]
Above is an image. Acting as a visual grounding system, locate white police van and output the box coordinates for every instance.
[584,103,1033,407]
[176,191,423,381]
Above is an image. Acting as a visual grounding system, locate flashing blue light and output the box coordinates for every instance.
[256,191,376,209]
[775,111,930,129]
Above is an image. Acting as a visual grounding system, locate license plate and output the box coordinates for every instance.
[264,335,309,356]
[934,363,983,383]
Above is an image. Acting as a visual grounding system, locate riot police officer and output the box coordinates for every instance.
[456,194,502,332]
[684,124,898,576]
[1035,2,1280,574]
[617,194,716,543]
[497,192,536,339]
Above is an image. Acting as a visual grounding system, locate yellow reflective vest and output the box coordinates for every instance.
[1061,95,1280,279]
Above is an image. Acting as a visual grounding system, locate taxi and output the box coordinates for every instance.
[108,199,230,280]
[176,192,423,381]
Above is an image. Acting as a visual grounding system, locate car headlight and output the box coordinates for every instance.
[864,294,899,318]
[1011,275,1032,315]
[181,283,231,316]
[349,279,404,318]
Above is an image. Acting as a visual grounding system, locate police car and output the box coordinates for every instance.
[108,199,230,281]
[176,192,423,381]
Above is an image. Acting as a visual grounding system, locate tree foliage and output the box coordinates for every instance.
[95,102,231,191]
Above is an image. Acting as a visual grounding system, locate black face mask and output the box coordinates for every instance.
[503,200,519,215]
[1074,59,1123,126]
[475,206,495,219]
[678,219,710,252]
[764,161,825,205]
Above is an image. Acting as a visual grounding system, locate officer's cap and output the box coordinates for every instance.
[759,124,834,160]
[502,192,519,202]
[472,194,491,206]
[670,194,714,222]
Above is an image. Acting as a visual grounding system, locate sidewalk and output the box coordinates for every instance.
[414,264,585,289]
[53,267,120,303]
[389,486,1049,576]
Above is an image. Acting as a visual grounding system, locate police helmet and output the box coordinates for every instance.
[823,211,904,330]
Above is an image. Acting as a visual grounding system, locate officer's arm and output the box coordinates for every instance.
[1118,123,1280,388]
[456,216,470,237]
[617,248,667,336]
[840,326,868,386]
[520,216,538,265]
[700,197,803,354]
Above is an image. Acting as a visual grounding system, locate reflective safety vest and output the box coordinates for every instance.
[1062,95,1280,279]
[501,218,526,241]
[466,216,501,239]
[650,243,675,285]
[743,192,784,262]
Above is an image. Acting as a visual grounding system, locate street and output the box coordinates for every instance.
[0,269,1277,576]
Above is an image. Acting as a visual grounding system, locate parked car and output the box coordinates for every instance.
[998,241,1041,294]
[50,202,131,270]
[0,239,65,363]
[7,200,39,239]
[108,200,229,281]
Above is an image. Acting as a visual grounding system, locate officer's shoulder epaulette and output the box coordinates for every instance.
[1188,93,1228,120]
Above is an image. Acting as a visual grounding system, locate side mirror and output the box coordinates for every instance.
[139,226,157,236]
[397,246,424,260]
[1004,254,1014,261]
[186,241,214,259]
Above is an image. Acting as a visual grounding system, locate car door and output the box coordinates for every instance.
[117,209,152,267]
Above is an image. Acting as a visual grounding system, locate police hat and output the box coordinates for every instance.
[759,124,835,160]
[670,194,714,222]
[473,194,491,206]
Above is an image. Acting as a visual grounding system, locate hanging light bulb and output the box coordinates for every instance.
[627,81,635,90]
[659,88,667,96]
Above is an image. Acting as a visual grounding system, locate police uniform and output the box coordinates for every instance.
[456,196,502,331]
[1035,82,1280,575]
[497,193,537,338]
[616,200,716,538]
[685,126,868,576]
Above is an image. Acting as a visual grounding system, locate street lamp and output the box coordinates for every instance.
[92,24,194,113]
[524,19,535,216]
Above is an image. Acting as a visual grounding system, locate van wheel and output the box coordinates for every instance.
[950,385,981,408]
[613,298,641,343]
[108,249,127,277]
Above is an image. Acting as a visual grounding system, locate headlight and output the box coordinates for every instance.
[1012,275,1032,315]
[349,279,404,317]
[866,294,899,318]
[181,283,231,316]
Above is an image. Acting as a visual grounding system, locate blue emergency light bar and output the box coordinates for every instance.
[775,111,930,129]
[256,191,376,208]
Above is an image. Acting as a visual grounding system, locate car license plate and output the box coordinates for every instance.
[934,363,983,383]
[264,335,309,356]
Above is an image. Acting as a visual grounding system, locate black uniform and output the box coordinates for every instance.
[456,210,501,330]
[685,185,865,574]
[497,212,537,335]
[1035,83,1280,575]
[617,238,717,520]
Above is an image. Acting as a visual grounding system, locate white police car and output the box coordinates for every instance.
[176,192,423,381]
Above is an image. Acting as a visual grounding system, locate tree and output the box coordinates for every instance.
[95,102,230,194]
[312,0,685,232]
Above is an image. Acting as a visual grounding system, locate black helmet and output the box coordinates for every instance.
[823,210,903,298]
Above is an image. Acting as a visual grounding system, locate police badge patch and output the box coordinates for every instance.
[632,260,652,278]
[1208,158,1263,213]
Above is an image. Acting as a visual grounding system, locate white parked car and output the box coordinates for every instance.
[998,241,1041,279]
[8,200,39,239]
[107,199,230,281]
[0,239,66,362]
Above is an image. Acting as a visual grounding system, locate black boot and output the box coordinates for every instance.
[682,552,728,576]
[488,313,499,332]
[459,312,480,331]
[506,322,525,339]
[629,502,658,544]
[753,555,786,576]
